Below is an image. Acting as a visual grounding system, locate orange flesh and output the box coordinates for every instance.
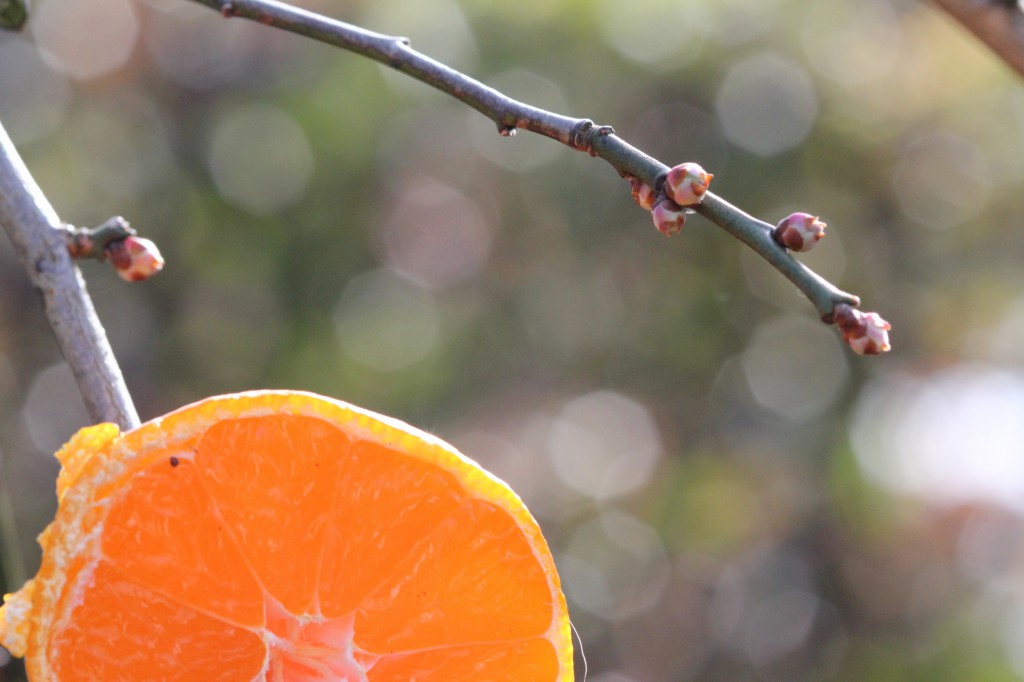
[29,408,567,680]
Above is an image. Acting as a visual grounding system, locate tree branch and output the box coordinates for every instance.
[188,0,864,322]
[0,121,140,431]
[930,0,1024,79]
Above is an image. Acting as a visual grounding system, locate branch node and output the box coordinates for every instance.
[385,38,410,68]
[569,119,593,151]
[65,216,137,260]
[587,125,615,157]
[68,219,167,282]
[652,170,668,195]
[569,120,615,155]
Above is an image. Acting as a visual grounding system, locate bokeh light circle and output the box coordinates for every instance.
[851,365,1024,511]
[377,181,494,290]
[892,130,992,230]
[547,391,662,500]
[560,510,671,621]
[715,53,818,156]
[32,0,139,81]
[23,363,90,455]
[206,103,315,216]
[741,315,849,422]
[334,270,441,372]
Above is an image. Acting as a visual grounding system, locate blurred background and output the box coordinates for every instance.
[2,0,1024,679]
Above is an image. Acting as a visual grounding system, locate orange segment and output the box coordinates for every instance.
[50,561,266,681]
[100,451,265,627]
[317,439,468,618]
[369,638,561,680]
[192,414,349,616]
[0,390,573,680]
[355,498,555,654]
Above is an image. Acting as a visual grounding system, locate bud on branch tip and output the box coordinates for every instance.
[105,236,165,282]
[833,303,891,355]
[65,217,164,282]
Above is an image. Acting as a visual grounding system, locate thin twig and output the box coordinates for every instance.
[189,0,862,321]
[931,0,1024,79]
[0,121,140,431]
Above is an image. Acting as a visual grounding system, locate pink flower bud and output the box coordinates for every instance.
[106,236,165,282]
[665,162,713,207]
[628,175,657,212]
[774,212,826,252]
[833,304,891,355]
[651,197,686,236]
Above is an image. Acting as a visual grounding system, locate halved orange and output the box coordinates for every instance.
[0,390,573,680]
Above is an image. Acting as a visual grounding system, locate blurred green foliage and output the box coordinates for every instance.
[0,0,27,31]
[4,0,1024,679]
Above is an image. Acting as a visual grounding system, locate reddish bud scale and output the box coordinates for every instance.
[105,236,165,282]
[665,162,713,207]
[65,232,95,259]
[833,304,891,355]
[774,212,826,252]
[652,197,686,236]
[628,176,657,212]
[105,240,132,270]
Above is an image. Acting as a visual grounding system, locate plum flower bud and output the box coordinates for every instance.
[105,236,165,282]
[833,303,891,355]
[628,175,657,212]
[665,162,713,207]
[651,197,686,236]
[774,212,826,252]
